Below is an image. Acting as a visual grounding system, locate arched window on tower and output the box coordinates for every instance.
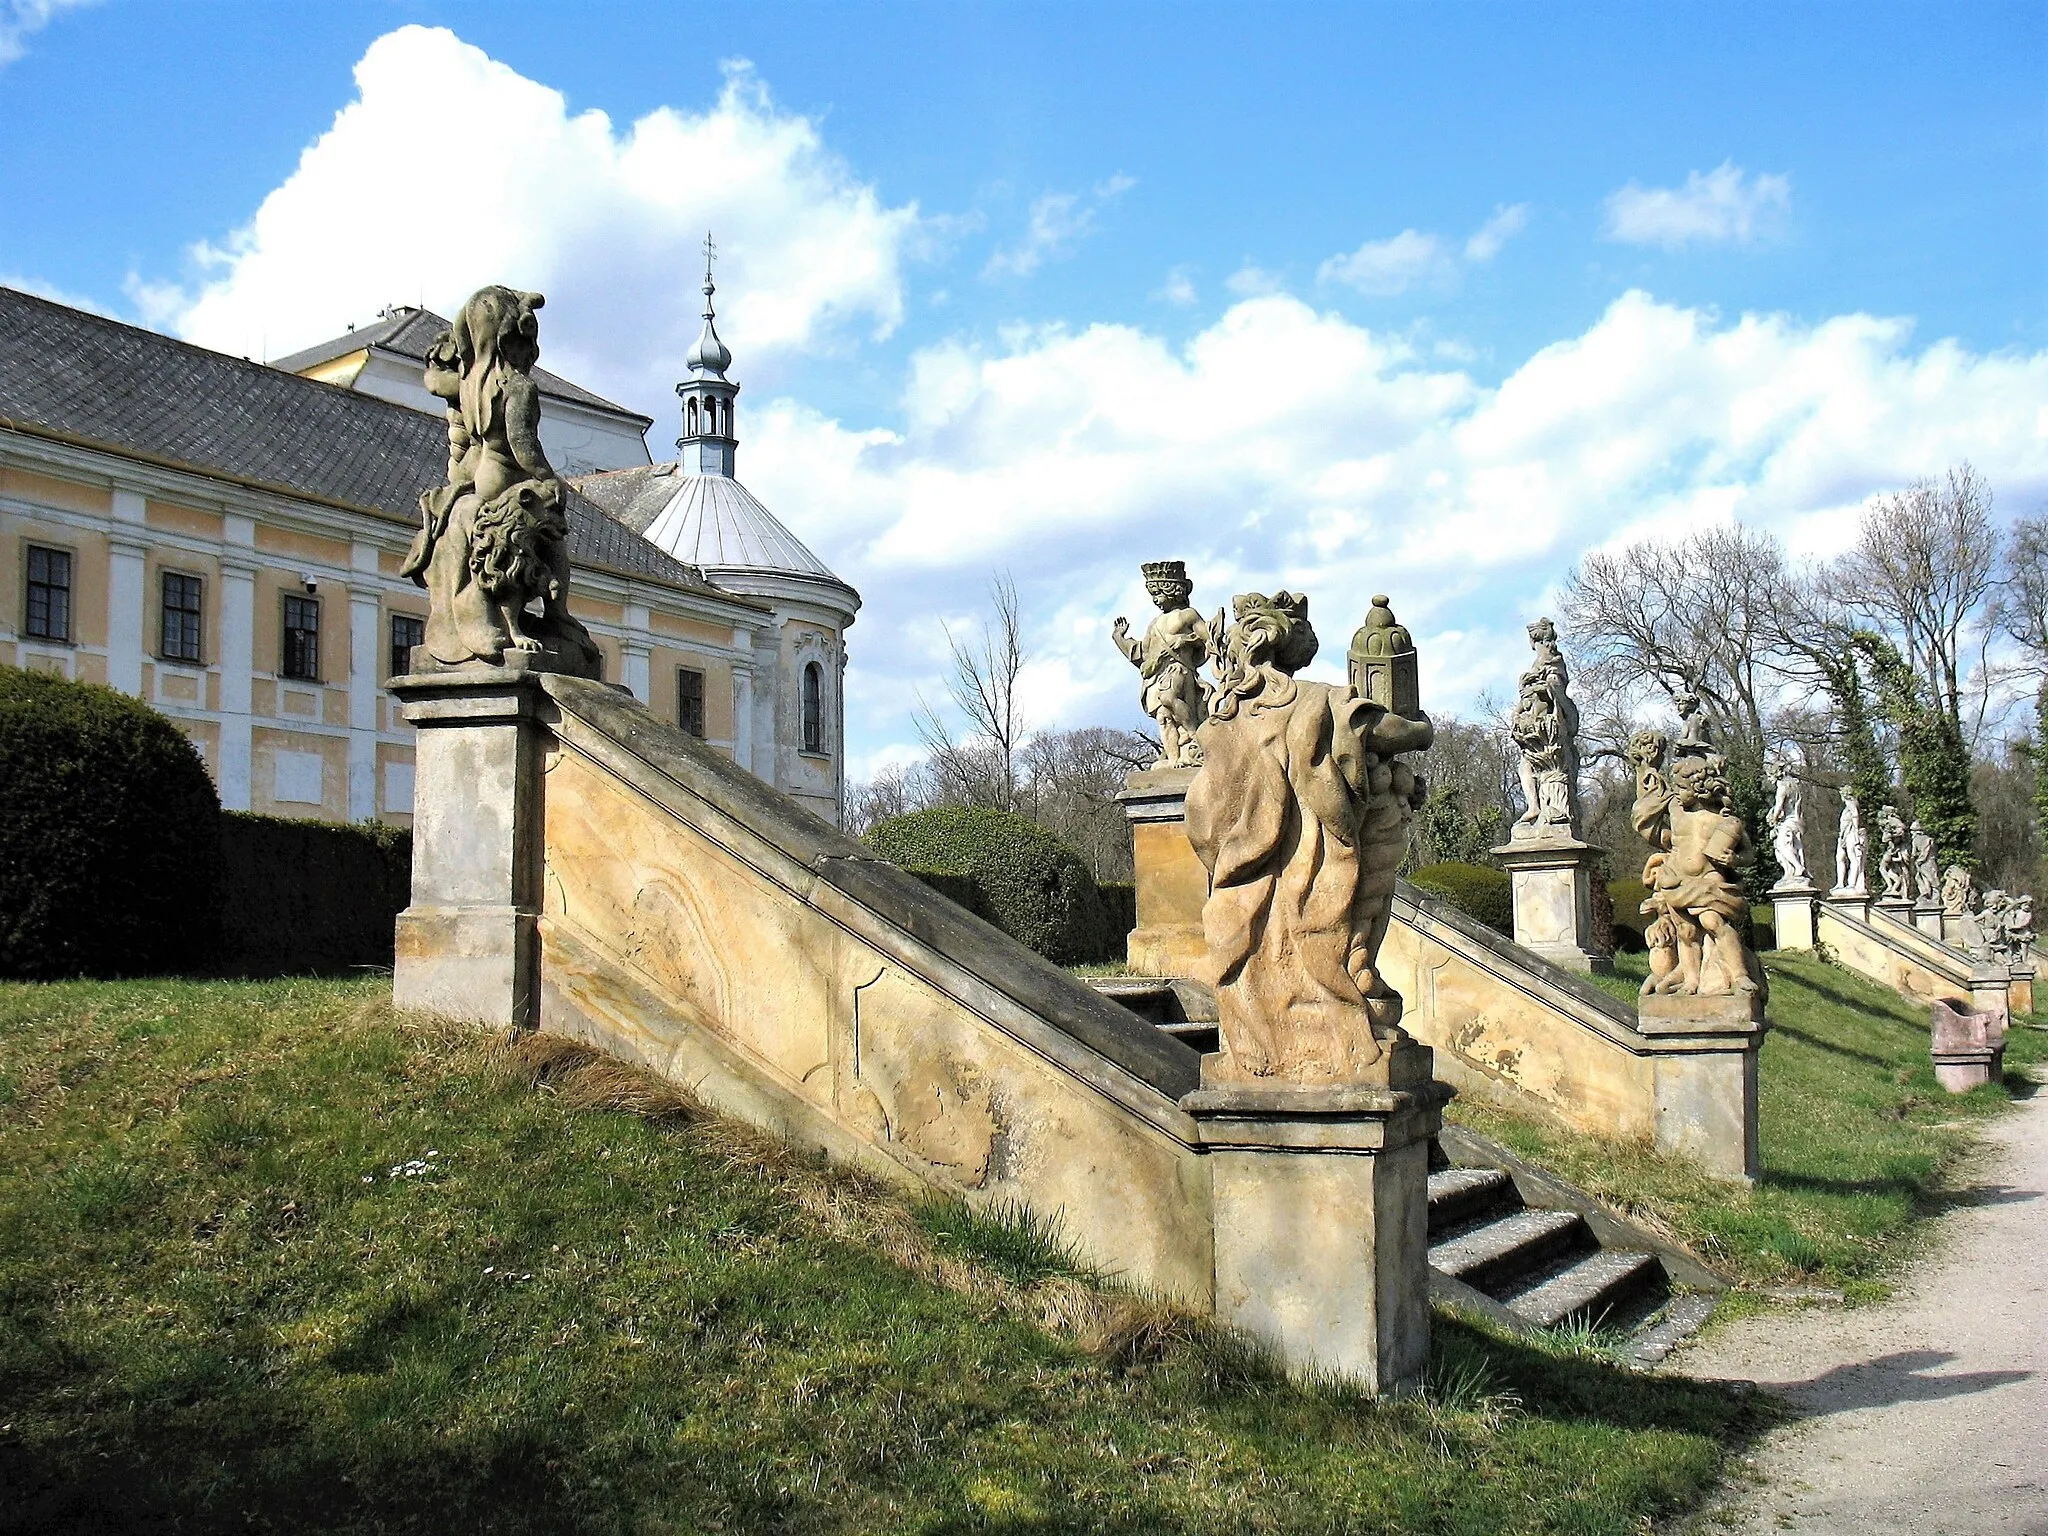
[717,399,729,436]
[801,661,824,754]
[686,397,699,436]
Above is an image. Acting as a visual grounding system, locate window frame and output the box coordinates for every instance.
[388,612,425,681]
[23,542,74,644]
[676,665,707,739]
[280,592,321,682]
[801,660,825,755]
[158,569,205,665]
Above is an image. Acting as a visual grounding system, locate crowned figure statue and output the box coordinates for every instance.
[1112,560,1221,769]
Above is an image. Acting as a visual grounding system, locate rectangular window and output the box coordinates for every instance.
[281,594,320,681]
[676,667,706,738]
[389,613,425,680]
[25,545,71,642]
[160,572,203,663]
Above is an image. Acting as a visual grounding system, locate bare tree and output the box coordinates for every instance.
[1997,512,2048,671]
[1560,523,1785,762]
[1838,463,1998,741]
[1017,726,1152,880]
[916,572,1028,811]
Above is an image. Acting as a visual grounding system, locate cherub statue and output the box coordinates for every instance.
[400,286,603,678]
[1940,863,1976,916]
[1112,560,1220,769]
[1909,818,1939,905]
[1834,789,1867,896]
[1510,617,1580,836]
[1877,806,1911,903]
[1185,590,1433,1082]
[2011,893,2036,958]
[1766,749,1807,885]
[1672,690,1712,756]
[1978,889,2016,962]
[1632,738,1767,1000]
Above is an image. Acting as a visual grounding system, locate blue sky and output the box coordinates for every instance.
[4,2,2046,773]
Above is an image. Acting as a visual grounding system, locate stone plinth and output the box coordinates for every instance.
[1913,901,1945,939]
[1770,882,1820,951]
[2010,959,2035,1018]
[1180,1039,1448,1394]
[1491,834,1611,974]
[1635,991,1768,1182]
[1120,766,1206,976]
[1828,889,1872,924]
[390,666,552,1029]
[1930,998,2007,1093]
[1877,892,1914,922]
[1969,962,2014,1024]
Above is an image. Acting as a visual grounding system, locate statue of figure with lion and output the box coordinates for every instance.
[399,285,605,678]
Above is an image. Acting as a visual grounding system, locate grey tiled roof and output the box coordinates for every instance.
[0,285,709,593]
[271,305,651,423]
[576,461,849,590]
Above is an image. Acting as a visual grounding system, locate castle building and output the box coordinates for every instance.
[0,276,859,827]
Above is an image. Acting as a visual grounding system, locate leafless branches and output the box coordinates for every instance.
[915,573,1028,811]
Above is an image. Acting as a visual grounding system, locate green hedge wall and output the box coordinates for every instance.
[1097,882,1137,951]
[217,813,412,976]
[0,666,223,978]
[866,806,1113,964]
[1408,861,1514,937]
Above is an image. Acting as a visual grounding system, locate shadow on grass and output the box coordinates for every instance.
[1766,1020,1897,1070]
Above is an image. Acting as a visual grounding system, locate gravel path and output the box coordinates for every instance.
[1675,1078,2048,1535]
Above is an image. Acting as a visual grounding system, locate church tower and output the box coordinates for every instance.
[676,235,738,477]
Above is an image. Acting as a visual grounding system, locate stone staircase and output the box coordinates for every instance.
[1091,975,1726,1360]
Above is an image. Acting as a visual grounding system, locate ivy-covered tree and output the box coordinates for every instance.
[1851,631,1977,867]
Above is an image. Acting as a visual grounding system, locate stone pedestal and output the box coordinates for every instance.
[1942,912,1974,950]
[1769,882,1820,951]
[2009,958,2035,1019]
[1969,961,2014,1025]
[1913,902,1945,939]
[1491,834,1611,974]
[1930,998,2007,1093]
[1120,766,1206,977]
[1180,1039,1448,1394]
[1828,888,1871,925]
[390,666,551,1029]
[1877,893,1915,924]
[1636,991,1767,1182]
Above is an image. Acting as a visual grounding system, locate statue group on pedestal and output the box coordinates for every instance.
[1509,618,1581,839]
[1877,806,1912,904]
[1628,717,1767,1000]
[1834,789,1867,897]
[401,285,603,679]
[1939,863,2037,964]
[1115,567,1433,1082]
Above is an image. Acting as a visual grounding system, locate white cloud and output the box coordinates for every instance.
[136,26,919,409]
[1,272,109,314]
[1604,162,1791,248]
[1320,204,1529,295]
[1318,228,1451,296]
[1225,263,1284,298]
[1155,265,1197,307]
[1464,203,1529,263]
[743,289,2048,765]
[983,174,1135,280]
[0,0,94,66]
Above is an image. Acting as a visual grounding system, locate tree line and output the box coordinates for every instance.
[850,465,2048,900]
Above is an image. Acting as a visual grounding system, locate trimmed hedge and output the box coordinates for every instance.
[218,813,412,976]
[866,807,1112,965]
[0,666,223,978]
[1408,861,1513,937]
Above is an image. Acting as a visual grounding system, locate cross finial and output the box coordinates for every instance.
[702,232,717,287]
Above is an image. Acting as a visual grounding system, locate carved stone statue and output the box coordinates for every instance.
[1977,889,2016,961]
[1509,617,1581,838]
[1673,690,1712,756]
[1766,751,1808,886]
[1834,789,1867,896]
[1112,560,1220,769]
[1941,863,1976,916]
[401,287,602,678]
[1185,591,1433,1082]
[1877,806,1910,903]
[2013,893,2036,958]
[1909,818,1939,905]
[1629,729,1767,999]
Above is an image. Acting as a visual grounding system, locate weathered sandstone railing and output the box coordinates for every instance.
[392,667,1443,1391]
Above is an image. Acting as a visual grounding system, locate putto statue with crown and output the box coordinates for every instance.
[1111,560,1223,768]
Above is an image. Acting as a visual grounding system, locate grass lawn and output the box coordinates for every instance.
[1459,950,2048,1297]
[0,977,1760,1534]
